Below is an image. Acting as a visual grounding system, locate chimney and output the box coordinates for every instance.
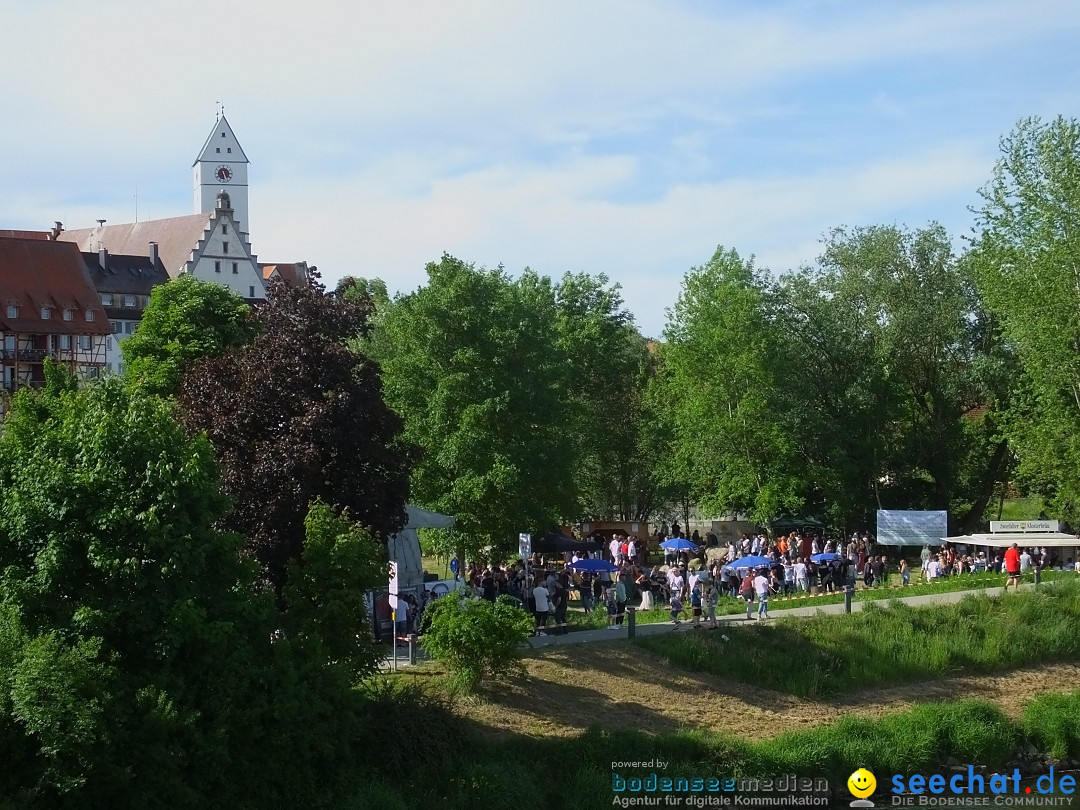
[50,221,63,241]
[148,241,159,266]
[99,246,108,270]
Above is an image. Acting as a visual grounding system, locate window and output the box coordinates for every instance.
[222,224,228,235]
[221,132,226,138]
[216,147,221,153]
[232,262,238,274]
[6,304,17,318]
[215,260,221,273]
[100,293,113,306]
[124,322,136,334]
[106,336,112,351]
[86,309,94,322]
[249,286,255,298]
[41,306,50,319]
[63,308,73,321]
[222,241,229,254]
[113,321,123,334]
[78,336,92,351]
[227,147,232,153]
[123,295,135,308]
[4,336,14,351]
[59,335,72,350]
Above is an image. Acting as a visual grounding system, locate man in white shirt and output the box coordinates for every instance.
[668,569,685,604]
[1019,549,1033,573]
[609,537,622,565]
[532,582,551,636]
[793,559,808,592]
[627,538,637,565]
[926,556,941,581]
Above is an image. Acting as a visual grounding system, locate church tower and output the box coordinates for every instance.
[193,113,250,237]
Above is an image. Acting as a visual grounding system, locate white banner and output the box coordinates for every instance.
[989,520,1059,533]
[876,510,948,546]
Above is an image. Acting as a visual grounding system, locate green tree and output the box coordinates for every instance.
[971,115,1080,520]
[773,225,1010,530]
[372,255,576,560]
[121,274,259,396]
[660,246,802,521]
[552,273,658,522]
[281,501,388,681]
[0,366,272,806]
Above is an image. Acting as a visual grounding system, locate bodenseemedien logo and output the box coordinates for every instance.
[848,768,876,808]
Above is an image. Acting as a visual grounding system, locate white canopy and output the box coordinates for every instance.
[389,505,455,588]
[941,532,1080,548]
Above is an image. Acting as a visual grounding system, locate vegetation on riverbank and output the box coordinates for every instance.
[632,580,1080,696]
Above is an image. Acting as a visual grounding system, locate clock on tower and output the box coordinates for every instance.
[194,114,250,232]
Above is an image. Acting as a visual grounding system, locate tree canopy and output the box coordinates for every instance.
[178,277,413,590]
[121,274,259,396]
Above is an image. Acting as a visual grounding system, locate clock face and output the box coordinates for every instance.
[215,165,233,183]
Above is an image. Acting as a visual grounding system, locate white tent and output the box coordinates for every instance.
[942,532,1080,548]
[388,505,455,588]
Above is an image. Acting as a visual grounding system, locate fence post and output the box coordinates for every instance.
[626,606,636,639]
[844,584,853,614]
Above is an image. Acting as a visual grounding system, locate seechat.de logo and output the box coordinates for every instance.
[848,768,877,807]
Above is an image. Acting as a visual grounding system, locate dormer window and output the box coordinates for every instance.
[100,293,113,306]
[63,308,73,321]
[41,306,51,320]
[5,304,16,318]
[123,295,136,308]
[86,310,95,322]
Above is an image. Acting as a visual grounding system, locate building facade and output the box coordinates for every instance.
[0,238,111,415]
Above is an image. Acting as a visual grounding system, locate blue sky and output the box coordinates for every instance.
[2,0,1078,337]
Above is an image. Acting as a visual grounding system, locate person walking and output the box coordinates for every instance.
[1003,543,1021,592]
[532,580,551,636]
[636,571,653,611]
[753,568,771,620]
[739,571,755,620]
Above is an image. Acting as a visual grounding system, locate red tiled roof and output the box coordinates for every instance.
[0,239,111,335]
[58,214,212,277]
[260,263,306,286]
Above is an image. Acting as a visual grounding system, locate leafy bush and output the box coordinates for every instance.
[421,594,533,690]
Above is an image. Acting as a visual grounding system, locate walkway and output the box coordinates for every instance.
[525,582,1032,649]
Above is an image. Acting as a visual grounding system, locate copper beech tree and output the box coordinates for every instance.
[178,275,414,590]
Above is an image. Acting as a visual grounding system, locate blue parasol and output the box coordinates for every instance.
[567,558,620,573]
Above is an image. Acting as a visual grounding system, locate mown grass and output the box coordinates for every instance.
[348,690,1080,810]
[632,579,1080,697]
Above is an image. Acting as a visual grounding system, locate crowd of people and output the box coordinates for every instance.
[395,528,1079,640]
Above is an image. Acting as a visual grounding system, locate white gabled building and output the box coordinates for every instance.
[60,192,265,303]
[59,114,266,303]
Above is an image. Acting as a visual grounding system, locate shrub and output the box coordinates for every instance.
[421,594,533,691]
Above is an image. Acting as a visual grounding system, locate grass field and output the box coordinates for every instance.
[361,582,1080,808]
[633,579,1080,697]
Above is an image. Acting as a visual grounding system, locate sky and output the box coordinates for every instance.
[2,0,1078,338]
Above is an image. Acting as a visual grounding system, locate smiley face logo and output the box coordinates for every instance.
[847,768,876,799]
